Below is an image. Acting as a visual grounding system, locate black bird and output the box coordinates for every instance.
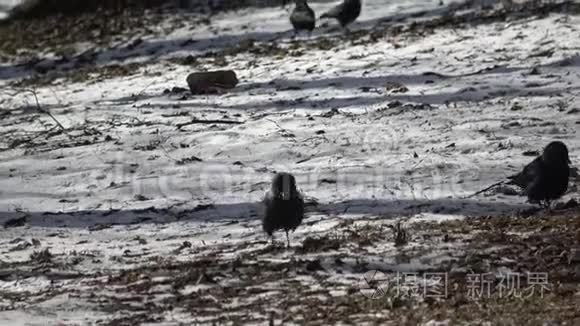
[508,141,571,208]
[262,172,304,247]
[320,0,361,29]
[290,0,316,36]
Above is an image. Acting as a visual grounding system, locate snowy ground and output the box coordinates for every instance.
[1,0,580,324]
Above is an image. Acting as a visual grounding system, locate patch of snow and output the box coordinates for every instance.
[0,0,579,323]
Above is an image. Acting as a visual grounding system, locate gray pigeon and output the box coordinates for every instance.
[320,0,361,29]
[290,0,316,35]
[262,172,304,247]
[508,141,571,208]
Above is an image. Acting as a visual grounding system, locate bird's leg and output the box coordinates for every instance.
[285,230,290,248]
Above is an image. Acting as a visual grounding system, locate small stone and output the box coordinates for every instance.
[186,70,238,95]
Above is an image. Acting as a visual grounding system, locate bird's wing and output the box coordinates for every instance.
[321,2,344,18]
[291,9,314,23]
[507,158,541,188]
[296,191,305,217]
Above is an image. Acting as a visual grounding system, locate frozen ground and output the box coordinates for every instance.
[0,0,580,324]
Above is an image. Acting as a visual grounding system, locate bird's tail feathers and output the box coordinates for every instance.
[506,173,526,188]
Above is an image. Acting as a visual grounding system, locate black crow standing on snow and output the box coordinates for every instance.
[508,141,571,208]
[263,172,304,247]
[290,0,316,36]
[320,0,361,29]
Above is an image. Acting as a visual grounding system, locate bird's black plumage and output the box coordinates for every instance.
[508,141,571,207]
[290,0,315,34]
[262,172,304,247]
[320,0,361,28]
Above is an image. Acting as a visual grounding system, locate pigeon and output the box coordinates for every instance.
[289,0,316,36]
[262,172,304,247]
[320,0,361,29]
[508,141,571,208]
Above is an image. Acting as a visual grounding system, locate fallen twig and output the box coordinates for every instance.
[266,118,286,131]
[266,118,297,142]
[176,119,243,129]
[3,87,68,133]
[464,180,507,199]
[296,156,315,164]
[28,89,66,131]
